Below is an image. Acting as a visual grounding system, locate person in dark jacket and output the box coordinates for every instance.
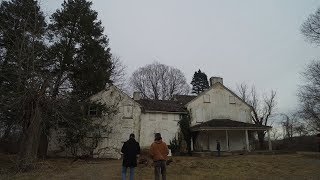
[216,140,221,157]
[121,133,141,180]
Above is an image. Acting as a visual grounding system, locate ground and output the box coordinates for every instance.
[1,154,320,180]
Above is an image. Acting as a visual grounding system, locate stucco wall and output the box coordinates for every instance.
[90,86,143,159]
[139,112,180,148]
[187,83,252,126]
[48,86,142,159]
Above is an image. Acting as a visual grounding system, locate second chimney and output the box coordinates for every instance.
[209,77,223,86]
[133,92,141,100]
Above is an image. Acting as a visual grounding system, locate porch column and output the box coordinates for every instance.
[267,129,272,151]
[191,138,194,151]
[225,130,229,151]
[207,132,210,150]
[245,129,250,152]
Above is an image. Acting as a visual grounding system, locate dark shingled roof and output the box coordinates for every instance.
[172,95,197,106]
[191,119,271,131]
[135,99,187,113]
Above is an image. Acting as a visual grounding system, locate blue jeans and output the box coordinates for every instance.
[122,166,135,180]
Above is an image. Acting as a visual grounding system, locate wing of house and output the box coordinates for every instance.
[185,77,271,152]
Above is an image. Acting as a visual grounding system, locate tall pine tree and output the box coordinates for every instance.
[48,0,114,157]
[48,0,112,100]
[0,0,49,170]
[191,69,209,94]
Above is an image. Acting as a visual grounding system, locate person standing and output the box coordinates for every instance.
[121,133,140,180]
[216,140,221,157]
[150,133,169,180]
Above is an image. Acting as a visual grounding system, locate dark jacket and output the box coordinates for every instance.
[121,138,140,167]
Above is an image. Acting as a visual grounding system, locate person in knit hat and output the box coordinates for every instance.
[149,133,169,180]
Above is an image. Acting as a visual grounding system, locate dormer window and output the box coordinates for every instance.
[203,94,210,103]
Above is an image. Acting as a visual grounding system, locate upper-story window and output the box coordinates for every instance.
[162,113,168,120]
[229,96,236,104]
[123,105,133,119]
[89,106,98,117]
[174,114,180,121]
[149,113,156,121]
[203,94,210,103]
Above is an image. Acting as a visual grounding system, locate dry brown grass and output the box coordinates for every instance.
[1,154,320,180]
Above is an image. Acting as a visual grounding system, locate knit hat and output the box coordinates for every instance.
[155,133,162,141]
[130,133,135,139]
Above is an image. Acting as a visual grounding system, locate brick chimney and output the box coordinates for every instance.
[209,77,223,86]
[133,92,141,100]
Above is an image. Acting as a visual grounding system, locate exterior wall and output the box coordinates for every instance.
[187,83,252,126]
[194,130,247,151]
[48,86,142,159]
[90,86,142,159]
[139,112,180,148]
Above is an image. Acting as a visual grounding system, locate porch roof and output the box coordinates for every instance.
[190,119,271,131]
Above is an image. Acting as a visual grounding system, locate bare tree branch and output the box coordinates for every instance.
[130,62,190,100]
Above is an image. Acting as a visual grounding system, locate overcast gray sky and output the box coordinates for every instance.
[42,0,320,114]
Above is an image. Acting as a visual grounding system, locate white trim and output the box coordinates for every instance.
[191,127,271,131]
[144,110,187,114]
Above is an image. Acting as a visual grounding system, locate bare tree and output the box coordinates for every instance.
[109,55,127,91]
[130,62,190,100]
[280,113,297,140]
[237,83,277,149]
[270,128,281,141]
[299,7,320,133]
[301,8,320,45]
[298,61,320,132]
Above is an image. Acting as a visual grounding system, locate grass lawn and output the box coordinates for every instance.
[1,154,320,180]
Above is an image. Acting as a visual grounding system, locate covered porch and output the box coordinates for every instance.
[190,119,272,152]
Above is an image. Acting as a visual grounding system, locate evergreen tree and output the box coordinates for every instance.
[191,69,209,94]
[0,0,48,170]
[48,0,112,100]
[48,0,114,157]
[0,0,116,170]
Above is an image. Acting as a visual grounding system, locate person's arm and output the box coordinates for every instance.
[137,143,141,155]
[149,144,154,158]
[121,142,126,154]
[164,142,169,155]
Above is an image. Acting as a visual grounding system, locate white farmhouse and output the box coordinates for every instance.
[48,77,272,159]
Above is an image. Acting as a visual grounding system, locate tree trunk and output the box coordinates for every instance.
[18,101,42,171]
[257,131,265,150]
[1,124,12,142]
[37,131,48,159]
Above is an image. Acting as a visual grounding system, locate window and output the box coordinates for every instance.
[196,108,203,123]
[123,105,133,119]
[89,107,97,116]
[229,96,236,104]
[89,106,98,117]
[203,94,210,103]
[174,114,180,121]
[149,113,156,121]
[162,114,168,120]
